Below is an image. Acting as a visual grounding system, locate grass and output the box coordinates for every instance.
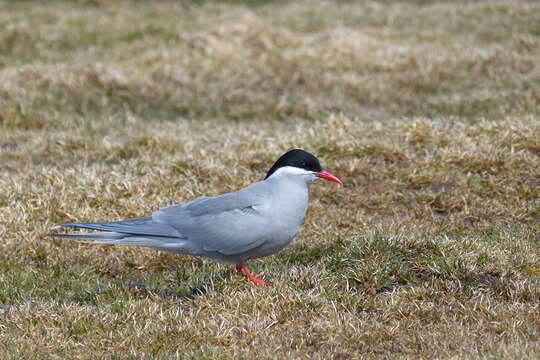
[1,0,539,358]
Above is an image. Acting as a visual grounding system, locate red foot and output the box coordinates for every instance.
[235,263,272,287]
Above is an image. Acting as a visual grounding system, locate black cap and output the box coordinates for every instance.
[265,149,322,179]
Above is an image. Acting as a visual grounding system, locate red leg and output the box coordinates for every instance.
[235,264,271,286]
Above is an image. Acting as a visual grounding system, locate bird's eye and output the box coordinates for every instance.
[301,161,307,167]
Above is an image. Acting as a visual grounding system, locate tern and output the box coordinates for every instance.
[49,149,342,286]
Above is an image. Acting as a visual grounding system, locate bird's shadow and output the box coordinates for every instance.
[123,266,235,301]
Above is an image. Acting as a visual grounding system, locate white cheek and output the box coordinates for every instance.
[307,173,318,183]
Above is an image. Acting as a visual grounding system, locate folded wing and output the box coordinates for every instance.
[153,182,271,255]
[55,181,273,257]
[58,216,184,238]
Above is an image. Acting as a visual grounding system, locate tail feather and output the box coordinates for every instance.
[47,231,126,241]
[57,217,184,238]
[47,231,188,250]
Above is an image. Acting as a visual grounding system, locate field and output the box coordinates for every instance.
[1,0,539,358]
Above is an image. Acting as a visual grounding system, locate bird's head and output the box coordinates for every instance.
[264,149,343,185]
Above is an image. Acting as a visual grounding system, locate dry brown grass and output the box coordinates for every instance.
[1,0,539,358]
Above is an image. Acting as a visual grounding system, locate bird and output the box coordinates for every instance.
[49,149,342,286]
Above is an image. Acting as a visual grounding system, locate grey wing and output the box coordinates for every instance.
[153,182,271,255]
[59,216,184,238]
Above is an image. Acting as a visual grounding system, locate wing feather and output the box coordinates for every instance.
[60,216,184,238]
[153,181,271,255]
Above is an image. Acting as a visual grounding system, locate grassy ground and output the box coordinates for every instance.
[1,0,539,358]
